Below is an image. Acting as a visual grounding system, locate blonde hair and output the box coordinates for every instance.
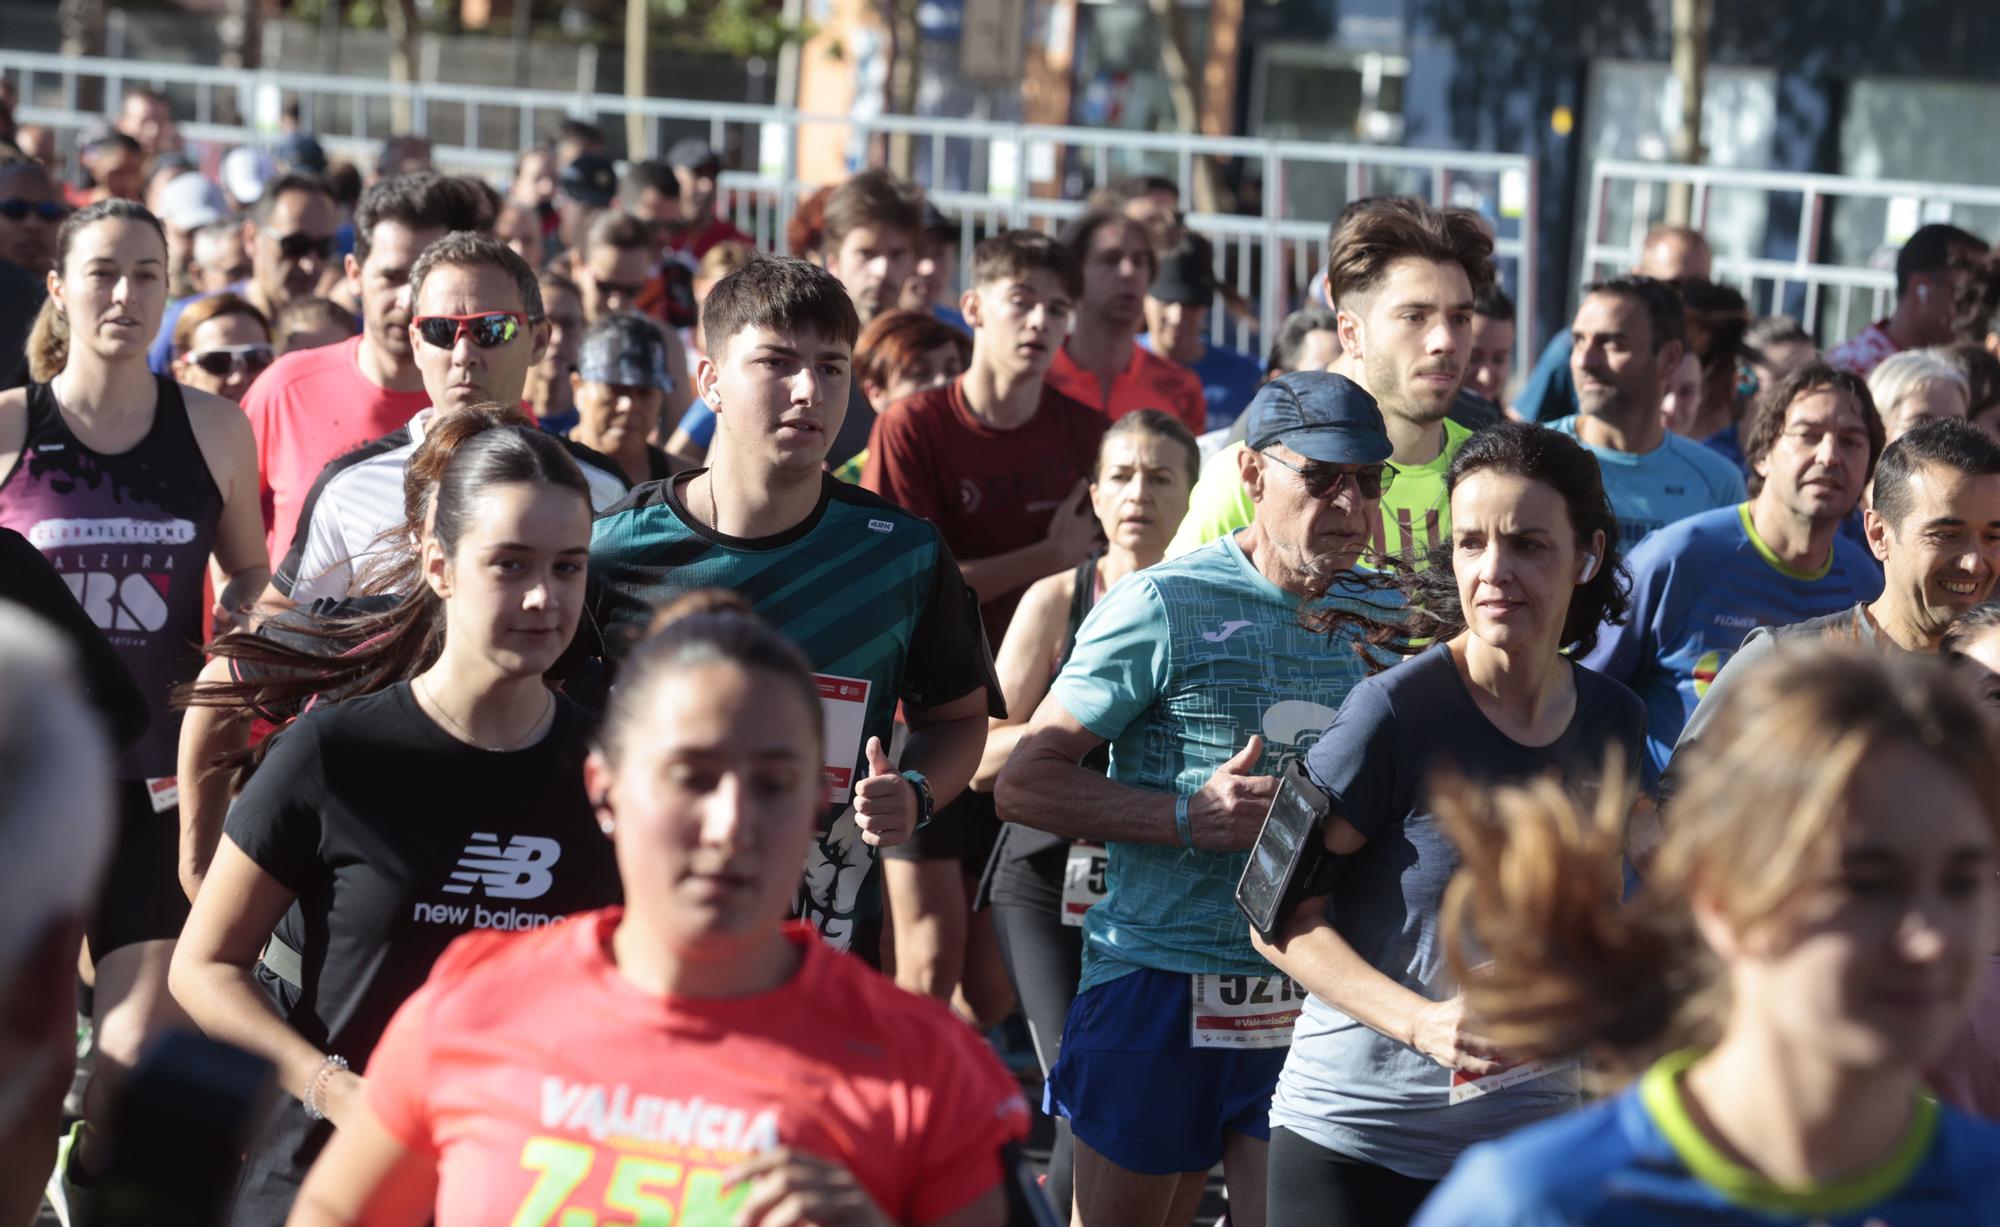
[1438,645,2000,1076]
[1869,349,1970,431]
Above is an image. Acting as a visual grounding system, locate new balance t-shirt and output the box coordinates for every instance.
[1582,503,1882,778]
[861,378,1108,642]
[221,682,621,1222]
[1046,340,1208,436]
[272,408,629,603]
[583,472,997,951]
[1283,645,1644,1180]
[1051,531,1396,992]
[366,912,1030,1227]
[1549,415,1747,546]
[242,336,430,563]
[1414,1049,2000,1226]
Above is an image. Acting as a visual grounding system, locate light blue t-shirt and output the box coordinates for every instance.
[1549,415,1746,547]
[1051,531,1394,993]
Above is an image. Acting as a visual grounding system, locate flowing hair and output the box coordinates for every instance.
[1435,646,2000,1079]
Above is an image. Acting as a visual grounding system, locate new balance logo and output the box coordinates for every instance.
[442,834,562,899]
[1203,620,1254,643]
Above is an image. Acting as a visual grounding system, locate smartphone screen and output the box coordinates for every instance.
[1237,765,1325,936]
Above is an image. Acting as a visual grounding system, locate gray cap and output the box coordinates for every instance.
[156,172,230,232]
[577,313,675,392]
[666,137,721,174]
[1243,371,1391,465]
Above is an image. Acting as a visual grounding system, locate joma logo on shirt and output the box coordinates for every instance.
[442,833,561,899]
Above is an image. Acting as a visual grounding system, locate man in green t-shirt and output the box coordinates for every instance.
[1167,197,1496,568]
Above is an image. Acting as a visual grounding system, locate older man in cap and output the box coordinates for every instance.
[566,312,688,485]
[999,370,1400,1227]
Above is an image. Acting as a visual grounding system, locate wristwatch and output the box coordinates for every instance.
[900,770,935,830]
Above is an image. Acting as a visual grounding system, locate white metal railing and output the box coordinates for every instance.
[5,50,1538,369]
[1584,159,2000,349]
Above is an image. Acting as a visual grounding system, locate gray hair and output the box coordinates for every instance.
[1868,348,1971,430]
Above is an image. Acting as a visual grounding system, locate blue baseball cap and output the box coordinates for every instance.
[577,313,675,392]
[1243,371,1391,465]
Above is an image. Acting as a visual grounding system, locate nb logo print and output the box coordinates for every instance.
[442,834,562,899]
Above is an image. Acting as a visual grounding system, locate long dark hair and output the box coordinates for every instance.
[181,426,591,770]
[1303,421,1630,662]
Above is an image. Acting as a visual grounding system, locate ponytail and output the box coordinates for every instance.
[26,297,67,382]
[1435,763,1704,1077]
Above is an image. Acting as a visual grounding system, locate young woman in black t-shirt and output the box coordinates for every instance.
[174,402,537,902]
[169,426,622,1223]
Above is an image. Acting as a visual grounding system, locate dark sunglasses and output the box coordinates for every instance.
[591,278,647,301]
[184,344,276,377]
[1259,450,1394,501]
[261,228,338,262]
[412,311,528,350]
[0,199,65,223]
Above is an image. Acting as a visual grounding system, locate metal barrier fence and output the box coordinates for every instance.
[4,50,1538,371]
[1584,159,2000,349]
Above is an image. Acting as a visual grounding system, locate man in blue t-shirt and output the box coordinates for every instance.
[1583,363,1885,778]
[1551,275,1745,545]
[998,371,1397,1227]
[1141,233,1265,432]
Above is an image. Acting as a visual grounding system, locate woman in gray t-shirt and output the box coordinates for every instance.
[1256,422,1645,1226]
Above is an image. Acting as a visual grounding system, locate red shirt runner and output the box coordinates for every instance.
[366,911,1029,1227]
[240,336,429,563]
[1045,339,1208,436]
[862,377,1108,642]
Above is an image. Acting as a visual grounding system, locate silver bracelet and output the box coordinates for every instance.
[302,1053,350,1122]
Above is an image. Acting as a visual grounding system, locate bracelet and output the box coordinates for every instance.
[1175,794,1194,851]
[302,1053,350,1122]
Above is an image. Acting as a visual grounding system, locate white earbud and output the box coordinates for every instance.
[1918,284,1932,305]
[1577,552,1599,583]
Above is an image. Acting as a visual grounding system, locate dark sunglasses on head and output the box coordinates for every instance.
[184,344,276,377]
[0,199,65,223]
[412,311,529,350]
[1259,450,1394,501]
[261,228,338,262]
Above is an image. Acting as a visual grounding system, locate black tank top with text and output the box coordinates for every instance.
[0,378,223,779]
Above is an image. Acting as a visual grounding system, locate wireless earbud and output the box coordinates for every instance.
[1577,552,1599,583]
[1919,284,1932,305]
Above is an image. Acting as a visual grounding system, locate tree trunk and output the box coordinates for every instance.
[59,0,107,114]
[1666,0,1711,226]
[882,0,920,178]
[1145,0,1227,214]
[625,0,648,160]
[219,0,262,70]
[382,0,420,132]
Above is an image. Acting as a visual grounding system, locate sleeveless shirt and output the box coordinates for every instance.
[0,378,224,779]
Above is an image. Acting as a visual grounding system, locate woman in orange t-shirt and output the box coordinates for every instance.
[286,595,1030,1227]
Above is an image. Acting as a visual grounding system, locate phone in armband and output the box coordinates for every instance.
[1235,758,1339,941]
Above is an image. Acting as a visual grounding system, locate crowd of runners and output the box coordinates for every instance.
[1,82,1999,1227]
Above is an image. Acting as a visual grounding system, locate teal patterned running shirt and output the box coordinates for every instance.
[1051,531,1396,992]
[586,472,997,952]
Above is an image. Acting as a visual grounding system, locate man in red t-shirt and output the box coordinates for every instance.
[240,172,486,563]
[1045,210,1207,436]
[862,229,1107,1018]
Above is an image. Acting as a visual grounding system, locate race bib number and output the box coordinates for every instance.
[813,674,871,803]
[1189,973,1303,1049]
[1060,843,1107,926]
[145,776,179,813]
[1448,1058,1577,1105]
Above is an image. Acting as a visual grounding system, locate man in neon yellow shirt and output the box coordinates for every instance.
[1168,198,1495,567]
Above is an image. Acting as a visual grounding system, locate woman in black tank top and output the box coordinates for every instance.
[969,410,1199,1215]
[0,200,267,1215]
